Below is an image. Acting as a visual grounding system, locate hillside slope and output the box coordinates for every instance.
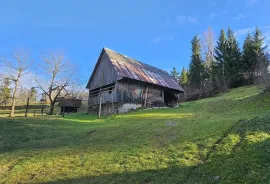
[0,86,270,184]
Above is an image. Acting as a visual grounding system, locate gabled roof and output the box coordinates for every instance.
[104,48,184,91]
[87,48,184,92]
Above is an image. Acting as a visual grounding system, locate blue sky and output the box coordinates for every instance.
[1,0,270,85]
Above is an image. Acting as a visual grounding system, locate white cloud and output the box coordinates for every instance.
[235,26,270,46]
[152,36,173,43]
[232,14,247,20]
[176,16,198,25]
[246,0,259,5]
[235,27,255,37]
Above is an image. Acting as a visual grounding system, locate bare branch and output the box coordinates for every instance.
[201,27,215,69]
[0,51,33,117]
[35,53,77,115]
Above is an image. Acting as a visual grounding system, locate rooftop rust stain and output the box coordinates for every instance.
[105,48,184,92]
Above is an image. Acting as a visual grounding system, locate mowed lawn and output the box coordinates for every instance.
[0,86,270,184]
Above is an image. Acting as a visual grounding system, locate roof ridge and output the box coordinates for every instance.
[104,47,169,75]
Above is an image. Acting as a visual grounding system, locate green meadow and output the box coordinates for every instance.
[1,86,270,183]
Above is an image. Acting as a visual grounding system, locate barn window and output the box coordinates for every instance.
[160,91,163,97]
[92,93,99,97]
[108,87,113,94]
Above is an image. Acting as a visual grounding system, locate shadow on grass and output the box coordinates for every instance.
[39,136,270,184]
[0,111,193,154]
[1,113,270,183]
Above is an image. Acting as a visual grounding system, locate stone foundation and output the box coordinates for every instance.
[88,103,142,115]
[118,103,142,113]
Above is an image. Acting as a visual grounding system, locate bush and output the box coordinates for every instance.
[262,74,270,92]
[255,73,270,92]
[230,74,249,88]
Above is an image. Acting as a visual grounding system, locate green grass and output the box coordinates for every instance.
[0,86,270,184]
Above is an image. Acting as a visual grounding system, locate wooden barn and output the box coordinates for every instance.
[58,98,82,114]
[86,48,184,115]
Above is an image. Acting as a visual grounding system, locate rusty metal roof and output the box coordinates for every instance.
[104,48,184,92]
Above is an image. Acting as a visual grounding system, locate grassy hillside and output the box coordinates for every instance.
[0,86,270,184]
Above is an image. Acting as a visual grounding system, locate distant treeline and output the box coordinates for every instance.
[170,27,270,101]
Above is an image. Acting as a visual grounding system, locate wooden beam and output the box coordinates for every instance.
[144,86,148,107]
[98,87,102,119]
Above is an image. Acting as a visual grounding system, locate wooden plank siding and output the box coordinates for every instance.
[88,85,117,105]
[116,79,164,105]
[88,52,119,90]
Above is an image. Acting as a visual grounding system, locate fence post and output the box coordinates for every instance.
[34,110,36,116]
[41,104,44,116]
[25,97,30,117]
[62,106,65,117]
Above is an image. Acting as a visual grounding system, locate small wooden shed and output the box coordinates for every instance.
[58,98,82,114]
[86,48,184,115]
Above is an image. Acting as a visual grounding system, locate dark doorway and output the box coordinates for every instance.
[164,91,178,107]
[61,106,79,114]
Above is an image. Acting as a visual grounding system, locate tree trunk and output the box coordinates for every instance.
[25,97,30,117]
[49,102,55,115]
[9,80,18,118]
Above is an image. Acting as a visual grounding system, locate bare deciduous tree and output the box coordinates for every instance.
[35,53,76,115]
[65,80,88,100]
[201,27,216,96]
[202,27,215,70]
[0,52,32,117]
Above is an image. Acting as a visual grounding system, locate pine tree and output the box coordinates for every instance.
[170,67,180,82]
[214,29,227,90]
[214,29,227,75]
[189,35,203,89]
[253,27,268,73]
[225,27,242,83]
[242,33,254,80]
[180,67,188,87]
[242,27,268,82]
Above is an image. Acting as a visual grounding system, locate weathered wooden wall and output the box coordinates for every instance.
[88,52,119,90]
[88,87,117,105]
[87,78,184,115]
[116,79,164,105]
[88,102,122,115]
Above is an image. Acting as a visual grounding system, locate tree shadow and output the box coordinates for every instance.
[38,137,270,184]
[0,112,193,154]
[25,116,270,183]
[1,112,270,183]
